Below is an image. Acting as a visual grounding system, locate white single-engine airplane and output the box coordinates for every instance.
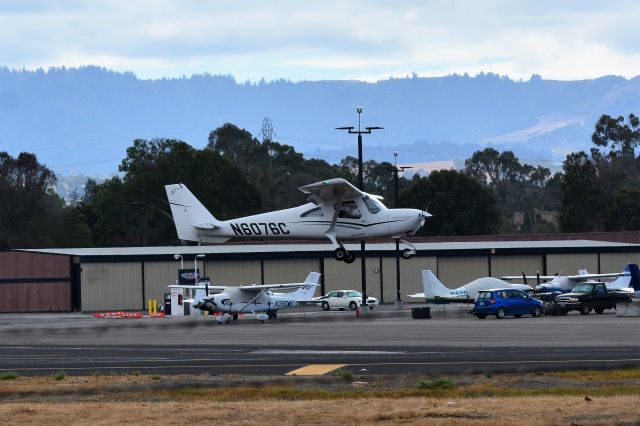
[409,270,532,304]
[500,264,639,293]
[165,178,430,263]
[169,272,321,323]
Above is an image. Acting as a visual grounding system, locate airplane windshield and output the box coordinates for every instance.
[363,196,383,214]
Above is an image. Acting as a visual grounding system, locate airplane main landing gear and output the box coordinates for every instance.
[399,239,417,259]
[333,247,356,263]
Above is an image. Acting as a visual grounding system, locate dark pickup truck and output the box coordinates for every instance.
[549,282,633,315]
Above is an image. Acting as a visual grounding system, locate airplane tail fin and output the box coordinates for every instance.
[287,273,321,301]
[606,263,640,292]
[627,264,640,291]
[422,270,449,299]
[165,184,225,243]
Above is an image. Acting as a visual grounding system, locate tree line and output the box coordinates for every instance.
[1,113,638,249]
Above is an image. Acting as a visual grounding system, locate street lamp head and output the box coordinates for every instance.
[356,107,363,114]
[173,254,182,260]
[196,254,205,258]
[393,151,398,157]
[335,126,354,131]
[366,126,384,131]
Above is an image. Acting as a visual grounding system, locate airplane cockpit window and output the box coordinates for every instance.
[301,206,324,217]
[338,201,361,219]
[363,196,383,214]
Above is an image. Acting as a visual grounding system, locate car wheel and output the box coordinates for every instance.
[476,314,487,319]
[322,301,330,311]
[495,308,506,319]
[560,309,568,316]
[579,305,590,315]
[349,301,357,311]
[594,307,605,314]
[532,306,542,318]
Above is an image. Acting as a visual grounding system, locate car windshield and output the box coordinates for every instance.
[346,291,361,297]
[573,284,594,293]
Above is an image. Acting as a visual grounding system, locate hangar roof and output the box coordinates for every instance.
[19,239,639,258]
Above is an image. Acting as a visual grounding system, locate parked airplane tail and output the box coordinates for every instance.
[165,184,227,243]
[287,273,321,301]
[422,270,450,299]
[627,263,640,291]
[605,263,640,292]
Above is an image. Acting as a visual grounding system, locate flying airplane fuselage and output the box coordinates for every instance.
[194,202,425,244]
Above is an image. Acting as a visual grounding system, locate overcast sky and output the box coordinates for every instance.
[1,0,639,82]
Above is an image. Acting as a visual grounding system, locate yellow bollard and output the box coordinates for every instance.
[153,299,157,314]
[148,299,152,315]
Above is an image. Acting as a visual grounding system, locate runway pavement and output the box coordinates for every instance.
[1,308,639,376]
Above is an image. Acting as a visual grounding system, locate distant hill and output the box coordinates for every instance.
[1,66,638,179]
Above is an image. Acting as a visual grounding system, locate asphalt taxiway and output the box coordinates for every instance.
[1,309,639,376]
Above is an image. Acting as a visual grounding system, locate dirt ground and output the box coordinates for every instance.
[1,370,640,425]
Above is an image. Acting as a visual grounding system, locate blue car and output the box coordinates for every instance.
[472,288,544,319]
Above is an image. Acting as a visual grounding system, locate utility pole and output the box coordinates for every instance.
[336,107,383,305]
[391,152,412,309]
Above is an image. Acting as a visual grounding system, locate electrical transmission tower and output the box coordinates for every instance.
[259,117,276,142]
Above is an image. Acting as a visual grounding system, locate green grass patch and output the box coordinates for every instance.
[418,378,456,390]
[151,374,161,380]
[54,371,66,381]
[0,372,18,380]
[334,368,353,381]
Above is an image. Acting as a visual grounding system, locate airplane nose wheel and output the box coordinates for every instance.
[402,248,414,259]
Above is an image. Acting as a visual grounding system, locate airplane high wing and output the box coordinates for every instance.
[168,272,321,323]
[166,179,430,263]
[298,178,364,205]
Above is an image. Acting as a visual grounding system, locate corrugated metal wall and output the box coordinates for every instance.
[324,258,361,293]
[0,251,72,312]
[491,255,544,277]
[204,260,261,285]
[438,256,489,288]
[144,261,179,307]
[263,259,321,284]
[600,253,640,273]
[81,263,142,311]
[547,253,598,275]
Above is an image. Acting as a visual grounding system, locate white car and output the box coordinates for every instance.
[315,290,379,311]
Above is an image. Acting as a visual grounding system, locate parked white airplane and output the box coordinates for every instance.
[169,272,321,323]
[165,178,430,263]
[500,264,639,293]
[409,270,532,304]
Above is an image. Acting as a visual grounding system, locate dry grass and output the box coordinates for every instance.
[1,369,640,424]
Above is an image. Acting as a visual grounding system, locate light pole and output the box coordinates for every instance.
[391,152,412,309]
[173,254,184,270]
[336,107,383,305]
[194,254,205,283]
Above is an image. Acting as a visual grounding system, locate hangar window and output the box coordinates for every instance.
[301,207,324,217]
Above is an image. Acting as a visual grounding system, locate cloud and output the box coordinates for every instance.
[0,0,639,81]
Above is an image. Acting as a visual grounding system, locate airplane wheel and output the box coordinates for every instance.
[334,248,347,261]
[232,314,238,320]
[402,249,413,259]
[344,252,356,264]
